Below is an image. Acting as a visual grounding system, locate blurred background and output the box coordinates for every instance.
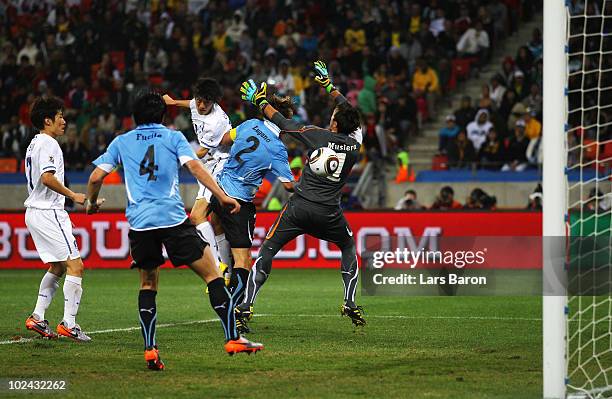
[0,0,608,214]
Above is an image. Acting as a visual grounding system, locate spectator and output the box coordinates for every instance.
[488,0,509,40]
[90,132,108,161]
[17,35,38,65]
[478,127,504,170]
[358,75,377,115]
[431,186,463,210]
[526,129,543,167]
[584,188,611,213]
[507,101,527,133]
[524,83,543,117]
[447,130,476,169]
[454,95,476,129]
[62,124,87,171]
[500,56,516,87]
[345,19,366,53]
[526,184,543,210]
[394,189,425,210]
[465,188,497,209]
[498,90,518,135]
[226,10,248,44]
[502,119,530,171]
[143,42,168,76]
[510,70,529,100]
[456,21,490,64]
[523,109,542,139]
[438,115,460,153]
[467,109,493,151]
[269,59,295,97]
[489,75,506,109]
[412,58,439,120]
[527,28,543,60]
[515,46,534,75]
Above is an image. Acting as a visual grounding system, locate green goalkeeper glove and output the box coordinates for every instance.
[240,79,269,108]
[313,60,336,94]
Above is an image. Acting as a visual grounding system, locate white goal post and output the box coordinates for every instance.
[543,0,568,397]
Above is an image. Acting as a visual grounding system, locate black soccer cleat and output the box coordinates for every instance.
[340,304,367,326]
[234,304,253,334]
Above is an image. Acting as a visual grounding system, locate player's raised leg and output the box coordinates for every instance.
[190,198,220,267]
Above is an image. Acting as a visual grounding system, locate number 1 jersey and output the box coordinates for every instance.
[93,124,197,230]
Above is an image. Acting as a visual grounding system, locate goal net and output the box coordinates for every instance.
[565,0,612,398]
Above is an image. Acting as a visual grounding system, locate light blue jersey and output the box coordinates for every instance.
[218,119,293,202]
[93,124,197,230]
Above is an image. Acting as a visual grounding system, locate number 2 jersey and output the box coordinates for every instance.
[24,133,65,209]
[93,123,197,230]
[217,119,293,202]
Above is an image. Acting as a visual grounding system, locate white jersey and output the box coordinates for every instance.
[24,133,65,210]
[189,100,232,163]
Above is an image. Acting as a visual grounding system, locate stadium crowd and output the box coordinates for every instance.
[0,0,539,172]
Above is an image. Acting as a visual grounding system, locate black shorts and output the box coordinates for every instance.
[265,195,354,250]
[128,220,207,270]
[209,196,256,248]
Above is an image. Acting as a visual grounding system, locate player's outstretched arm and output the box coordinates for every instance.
[184,159,241,214]
[240,79,305,132]
[163,94,191,108]
[313,60,347,105]
[41,171,86,205]
[85,167,107,214]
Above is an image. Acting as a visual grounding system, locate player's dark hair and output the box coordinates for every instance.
[30,96,64,130]
[133,91,166,125]
[267,95,294,119]
[333,102,361,135]
[194,77,222,102]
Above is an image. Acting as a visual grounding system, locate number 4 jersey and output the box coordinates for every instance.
[93,123,197,230]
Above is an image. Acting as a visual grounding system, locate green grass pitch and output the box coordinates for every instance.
[0,269,542,398]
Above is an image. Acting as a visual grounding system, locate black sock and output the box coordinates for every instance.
[229,267,250,303]
[138,289,157,350]
[207,277,238,341]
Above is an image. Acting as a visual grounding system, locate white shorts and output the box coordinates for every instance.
[25,208,80,263]
[196,156,228,202]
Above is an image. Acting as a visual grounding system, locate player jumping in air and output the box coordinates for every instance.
[209,95,296,333]
[86,92,263,371]
[24,97,100,342]
[163,78,233,279]
[235,61,365,332]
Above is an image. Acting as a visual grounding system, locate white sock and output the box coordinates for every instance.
[196,222,219,265]
[63,275,83,328]
[215,233,233,267]
[33,272,61,320]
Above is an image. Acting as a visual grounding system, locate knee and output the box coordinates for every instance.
[140,269,159,291]
[65,258,84,277]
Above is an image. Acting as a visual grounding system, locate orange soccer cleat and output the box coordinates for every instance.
[25,315,57,339]
[224,336,264,356]
[144,346,165,371]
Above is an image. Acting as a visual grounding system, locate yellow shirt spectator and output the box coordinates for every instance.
[345,23,366,53]
[412,66,439,93]
[525,116,542,139]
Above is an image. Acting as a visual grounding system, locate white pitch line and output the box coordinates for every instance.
[0,313,540,345]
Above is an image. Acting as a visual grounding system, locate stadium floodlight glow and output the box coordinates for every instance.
[544,0,612,398]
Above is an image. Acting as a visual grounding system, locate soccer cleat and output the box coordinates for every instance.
[224,336,263,356]
[25,315,57,339]
[234,304,253,334]
[340,304,367,326]
[56,321,92,342]
[144,346,165,371]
